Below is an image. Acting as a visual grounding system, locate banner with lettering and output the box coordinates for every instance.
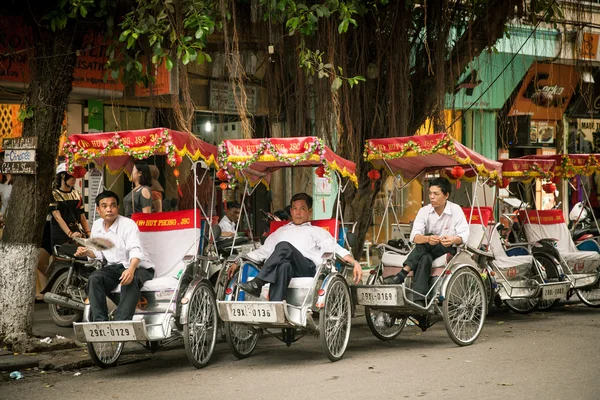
[519,209,565,225]
[365,133,502,184]
[518,154,600,179]
[132,210,204,232]
[64,128,218,172]
[219,136,357,188]
[500,158,556,180]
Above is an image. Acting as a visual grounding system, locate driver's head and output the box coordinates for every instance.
[290,193,312,225]
[95,191,120,224]
[428,177,451,210]
[225,202,241,222]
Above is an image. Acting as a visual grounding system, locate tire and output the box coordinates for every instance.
[87,341,124,368]
[534,253,562,311]
[364,274,406,341]
[576,287,600,308]
[442,268,486,346]
[183,281,218,368]
[319,275,352,361]
[503,298,539,314]
[48,271,84,327]
[224,322,259,359]
[481,268,496,314]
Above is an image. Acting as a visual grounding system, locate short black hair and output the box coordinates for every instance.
[227,201,241,210]
[290,192,313,209]
[430,177,451,195]
[134,162,152,187]
[96,190,120,206]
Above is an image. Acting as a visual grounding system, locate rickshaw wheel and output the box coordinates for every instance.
[442,267,486,346]
[183,280,218,368]
[534,253,562,311]
[225,322,259,359]
[504,298,539,314]
[319,275,351,361]
[48,271,84,327]
[364,274,406,341]
[87,341,124,368]
[576,288,600,308]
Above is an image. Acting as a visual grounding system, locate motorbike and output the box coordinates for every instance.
[569,201,600,242]
[41,244,100,327]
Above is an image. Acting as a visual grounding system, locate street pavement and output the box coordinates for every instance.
[1,302,599,399]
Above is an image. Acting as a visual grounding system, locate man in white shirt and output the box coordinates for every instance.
[383,177,469,298]
[227,193,362,301]
[75,191,155,322]
[218,202,241,239]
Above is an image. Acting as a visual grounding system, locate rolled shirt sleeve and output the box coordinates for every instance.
[454,210,470,245]
[409,207,428,243]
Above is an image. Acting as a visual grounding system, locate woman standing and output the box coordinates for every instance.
[49,163,91,248]
[124,162,153,218]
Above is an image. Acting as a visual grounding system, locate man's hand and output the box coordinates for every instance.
[227,262,239,280]
[440,236,457,247]
[428,235,441,245]
[120,267,136,286]
[74,246,93,258]
[352,262,363,284]
[71,231,82,238]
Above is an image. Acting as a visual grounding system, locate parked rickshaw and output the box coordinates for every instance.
[516,154,600,308]
[480,158,569,313]
[360,133,499,346]
[215,136,358,361]
[67,127,222,368]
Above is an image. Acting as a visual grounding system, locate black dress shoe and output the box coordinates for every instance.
[382,274,405,285]
[238,280,262,297]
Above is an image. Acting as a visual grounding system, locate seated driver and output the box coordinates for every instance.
[218,202,241,239]
[227,193,362,301]
[383,177,469,300]
[75,191,155,321]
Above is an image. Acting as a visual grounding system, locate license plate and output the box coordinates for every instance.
[227,303,277,323]
[82,323,136,342]
[542,284,568,300]
[356,287,399,306]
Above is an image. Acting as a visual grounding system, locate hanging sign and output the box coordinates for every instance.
[1,136,37,174]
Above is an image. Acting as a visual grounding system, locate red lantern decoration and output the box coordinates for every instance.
[220,182,228,190]
[173,169,180,178]
[367,169,381,190]
[315,165,326,178]
[216,168,228,181]
[451,166,465,188]
[542,183,556,194]
[499,178,510,189]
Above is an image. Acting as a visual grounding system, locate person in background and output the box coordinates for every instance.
[219,202,241,238]
[50,163,91,248]
[124,162,152,218]
[0,172,13,216]
[36,217,52,301]
[149,165,163,213]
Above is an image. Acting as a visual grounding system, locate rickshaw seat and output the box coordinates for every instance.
[111,210,204,293]
[485,223,534,278]
[520,210,600,273]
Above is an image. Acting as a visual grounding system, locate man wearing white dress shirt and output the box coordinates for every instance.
[75,191,155,321]
[218,202,241,239]
[383,177,469,298]
[228,193,362,301]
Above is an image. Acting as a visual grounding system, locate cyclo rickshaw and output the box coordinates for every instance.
[359,133,498,346]
[514,154,600,308]
[215,136,358,361]
[67,127,222,368]
[478,158,569,314]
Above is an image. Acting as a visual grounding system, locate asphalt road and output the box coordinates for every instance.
[2,304,599,400]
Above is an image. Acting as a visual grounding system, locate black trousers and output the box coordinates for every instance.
[404,243,456,296]
[256,242,316,302]
[86,264,154,322]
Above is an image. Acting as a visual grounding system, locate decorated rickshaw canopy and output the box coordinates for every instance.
[518,154,600,179]
[218,136,358,187]
[364,133,502,184]
[500,158,556,181]
[63,128,219,173]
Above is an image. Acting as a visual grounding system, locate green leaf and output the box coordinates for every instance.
[338,19,349,34]
[331,77,342,93]
[80,5,88,18]
[195,27,204,39]
[165,57,174,71]
[182,51,190,65]
[111,69,119,79]
[205,53,212,63]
